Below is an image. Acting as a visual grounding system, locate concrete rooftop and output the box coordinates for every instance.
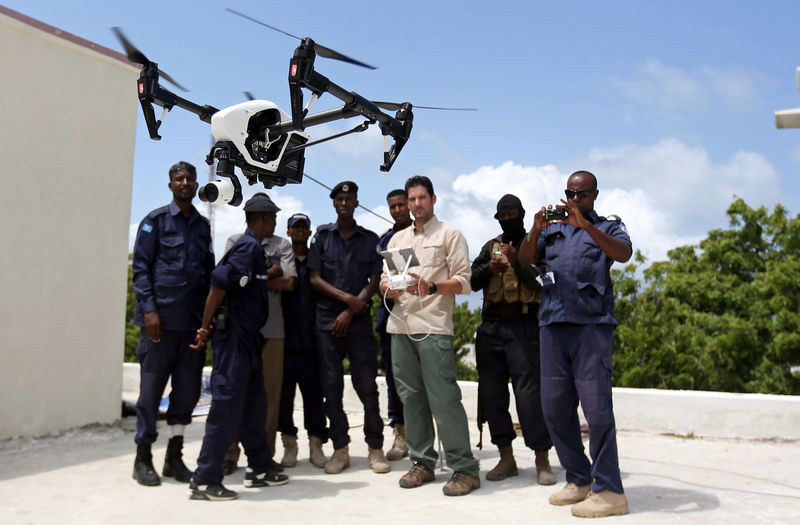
[1,368,799,524]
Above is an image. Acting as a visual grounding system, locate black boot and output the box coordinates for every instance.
[133,443,161,486]
[162,436,192,483]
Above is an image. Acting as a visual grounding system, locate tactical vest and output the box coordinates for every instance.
[485,236,540,313]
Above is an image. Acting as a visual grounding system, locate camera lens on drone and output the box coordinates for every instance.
[198,179,236,204]
[198,184,219,203]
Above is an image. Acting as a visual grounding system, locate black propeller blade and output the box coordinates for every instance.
[372,101,478,112]
[243,91,256,101]
[225,8,377,70]
[111,27,188,92]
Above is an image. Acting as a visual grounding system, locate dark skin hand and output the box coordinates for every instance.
[266,263,282,278]
[310,271,379,337]
[144,311,162,343]
[489,241,518,274]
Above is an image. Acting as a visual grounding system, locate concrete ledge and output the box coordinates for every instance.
[122,363,800,440]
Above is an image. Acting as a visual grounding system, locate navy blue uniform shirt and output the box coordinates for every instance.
[282,256,317,352]
[211,228,269,350]
[307,223,382,331]
[132,201,214,331]
[536,211,631,326]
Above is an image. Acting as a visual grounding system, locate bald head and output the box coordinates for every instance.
[566,170,599,214]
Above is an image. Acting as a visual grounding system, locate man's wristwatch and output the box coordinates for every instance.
[428,281,438,295]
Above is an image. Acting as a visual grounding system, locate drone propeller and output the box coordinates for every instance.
[225,8,377,70]
[243,91,256,101]
[372,101,478,112]
[111,27,189,92]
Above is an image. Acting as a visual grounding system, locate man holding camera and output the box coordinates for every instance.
[380,175,480,497]
[470,194,554,485]
[519,170,631,518]
[131,161,214,487]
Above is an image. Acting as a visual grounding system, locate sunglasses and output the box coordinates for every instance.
[564,188,596,199]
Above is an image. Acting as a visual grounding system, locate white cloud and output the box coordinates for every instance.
[612,58,760,117]
[444,138,778,264]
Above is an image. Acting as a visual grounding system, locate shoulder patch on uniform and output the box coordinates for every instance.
[607,215,621,222]
[239,275,250,287]
[141,223,153,233]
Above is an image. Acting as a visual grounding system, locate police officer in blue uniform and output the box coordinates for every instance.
[375,189,413,461]
[308,181,389,474]
[278,213,329,468]
[187,195,289,501]
[519,170,632,518]
[131,161,214,486]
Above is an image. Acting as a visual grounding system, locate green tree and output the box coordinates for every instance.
[453,301,481,381]
[612,199,800,394]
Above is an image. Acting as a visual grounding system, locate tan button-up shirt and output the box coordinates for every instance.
[382,215,471,336]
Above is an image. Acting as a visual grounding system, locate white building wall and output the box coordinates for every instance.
[0,9,139,439]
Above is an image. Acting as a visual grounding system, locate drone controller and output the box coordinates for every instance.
[388,274,415,291]
[381,247,420,291]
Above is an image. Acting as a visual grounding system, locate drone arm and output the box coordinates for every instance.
[149,85,219,123]
[137,66,219,139]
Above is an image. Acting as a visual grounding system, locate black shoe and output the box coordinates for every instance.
[244,468,289,488]
[188,480,237,501]
[221,460,238,476]
[133,444,161,486]
[162,436,192,483]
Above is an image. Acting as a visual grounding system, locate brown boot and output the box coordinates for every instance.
[399,462,435,488]
[571,490,629,517]
[549,482,592,506]
[324,446,349,474]
[280,433,298,468]
[368,448,391,473]
[309,436,327,469]
[535,450,556,485]
[485,444,518,481]
[386,424,409,461]
[442,471,480,496]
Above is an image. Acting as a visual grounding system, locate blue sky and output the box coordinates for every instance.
[7,1,800,290]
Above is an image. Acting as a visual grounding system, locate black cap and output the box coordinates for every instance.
[243,194,280,213]
[288,213,311,228]
[494,194,525,219]
[329,181,358,199]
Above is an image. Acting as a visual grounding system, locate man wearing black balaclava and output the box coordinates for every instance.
[469,194,555,485]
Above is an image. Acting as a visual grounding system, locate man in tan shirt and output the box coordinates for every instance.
[380,175,480,497]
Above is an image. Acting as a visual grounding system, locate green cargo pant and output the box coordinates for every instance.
[391,333,479,476]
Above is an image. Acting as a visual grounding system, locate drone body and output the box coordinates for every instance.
[114,10,473,206]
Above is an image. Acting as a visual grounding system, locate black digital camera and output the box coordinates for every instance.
[546,208,568,221]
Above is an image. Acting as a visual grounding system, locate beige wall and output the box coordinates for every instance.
[0,11,139,439]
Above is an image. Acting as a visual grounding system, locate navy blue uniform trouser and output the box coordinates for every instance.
[316,325,384,450]
[135,329,205,445]
[192,336,274,485]
[475,317,552,451]
[379,328,404,427]
[277,350,328,441]
[539,323,624,494]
